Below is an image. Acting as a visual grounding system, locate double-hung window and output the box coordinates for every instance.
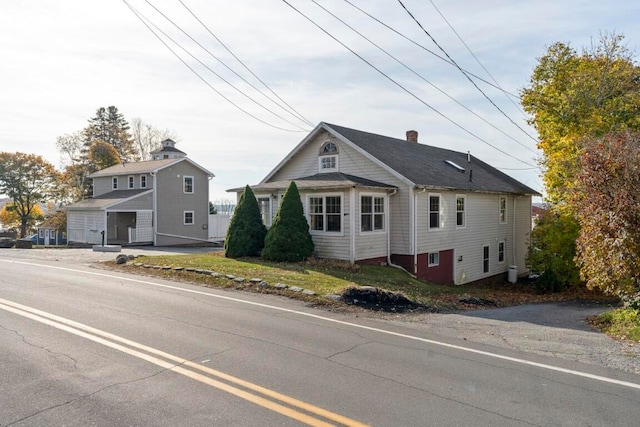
[498,241,505,263]
[309,195,342,233]
[361,195,385,232]
[499,196,507,223]
[140,175,147,188]
[257,196,272,227]
[483,245,490,273]
[128,176,134,189]
[183,176,194,194]
[456,195,465,227]
[184,211,194,225]
[429,194,440,229]
[112,177,118,190]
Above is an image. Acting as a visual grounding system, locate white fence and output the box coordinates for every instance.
[209,214,231,240]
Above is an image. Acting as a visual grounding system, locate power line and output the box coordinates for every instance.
[426,0,527,117]
[396,0,538,142]
[142,0,310,132]
[178,0,314,127]
[123,0,306,133]
[308,0,537,155]
[341,0,520,99]
[281,0,537,168]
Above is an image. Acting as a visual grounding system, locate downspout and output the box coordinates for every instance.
[414,187,426,276]
[512,196,517,266]
[350,186,356,265]
[387,189,416,277]
[151,171,157,246]
[408,184,415,274]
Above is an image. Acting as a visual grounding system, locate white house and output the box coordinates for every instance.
[230,123,539,285]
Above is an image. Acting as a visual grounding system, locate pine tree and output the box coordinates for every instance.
[224,186,267,258]
[262,181,314,262]
[83,106,137,162]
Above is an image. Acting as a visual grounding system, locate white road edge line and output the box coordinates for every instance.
[2,259,640,390]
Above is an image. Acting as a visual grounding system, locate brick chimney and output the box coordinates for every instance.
[406,130,418,143]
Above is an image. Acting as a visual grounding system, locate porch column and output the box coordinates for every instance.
[350,186,356,264]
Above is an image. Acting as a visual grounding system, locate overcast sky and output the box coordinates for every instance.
[1,1,638,202]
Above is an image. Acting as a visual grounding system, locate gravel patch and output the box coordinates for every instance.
[375,301,640,375]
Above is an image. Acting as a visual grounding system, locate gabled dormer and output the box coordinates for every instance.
[151,139,186,160]
[318,139,339,173]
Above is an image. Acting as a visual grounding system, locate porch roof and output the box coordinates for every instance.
[65,189,152,211]
[229,172,397,193]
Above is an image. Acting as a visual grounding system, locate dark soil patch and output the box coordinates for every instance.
[341,286,429,313]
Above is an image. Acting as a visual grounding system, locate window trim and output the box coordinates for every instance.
[428,193,441,230]
[318,155,338,173]
[140,175,147,189]
[183,176,194,194]
[183,210,194,225]
[428,252,440,267]
[499,196,507,224]
[128,175,135,189]
[307,192,344,236]
[498,240,505,264]
[112,177,118,190]
[360,193,386,234]
[456,194,466,228]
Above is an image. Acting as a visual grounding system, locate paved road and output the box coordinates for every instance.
[12,246,640,374]
[1,248,639,426]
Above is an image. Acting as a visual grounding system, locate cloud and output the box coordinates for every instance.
[1,0,638,201]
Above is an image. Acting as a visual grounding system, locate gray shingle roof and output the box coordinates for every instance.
[229,172,396,193]
[150,146,186,154]
[66,189,152,210]
[88,157,214,178]
[325,123,539,195]
[88,158,179,177]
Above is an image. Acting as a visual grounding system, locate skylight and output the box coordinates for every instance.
[445,160,466,172]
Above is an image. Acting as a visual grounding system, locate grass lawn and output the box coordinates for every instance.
[591,308,640,342]
[119,251,607,312]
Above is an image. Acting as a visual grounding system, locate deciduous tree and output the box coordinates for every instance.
[572,131,640,306]
[89,140,121,170]
[527,210,581,293]
[56,131,85,167]
[521,34,640,205]
[0,152,59,237]
[0,202,44,233]
[130,117,178,161]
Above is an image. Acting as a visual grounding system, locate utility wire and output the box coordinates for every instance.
[426,0,526,117]
[282,0,536,167]
[142,0,310,132]
[123,1,305,132]
[309,0,537,155]
[397,0,537,142]
[342,0,519,99]
[178,0,314,127]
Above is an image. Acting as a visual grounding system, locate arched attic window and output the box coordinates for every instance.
[318,140,339,172]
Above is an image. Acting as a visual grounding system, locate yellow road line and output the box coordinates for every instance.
[0,298,369,427]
